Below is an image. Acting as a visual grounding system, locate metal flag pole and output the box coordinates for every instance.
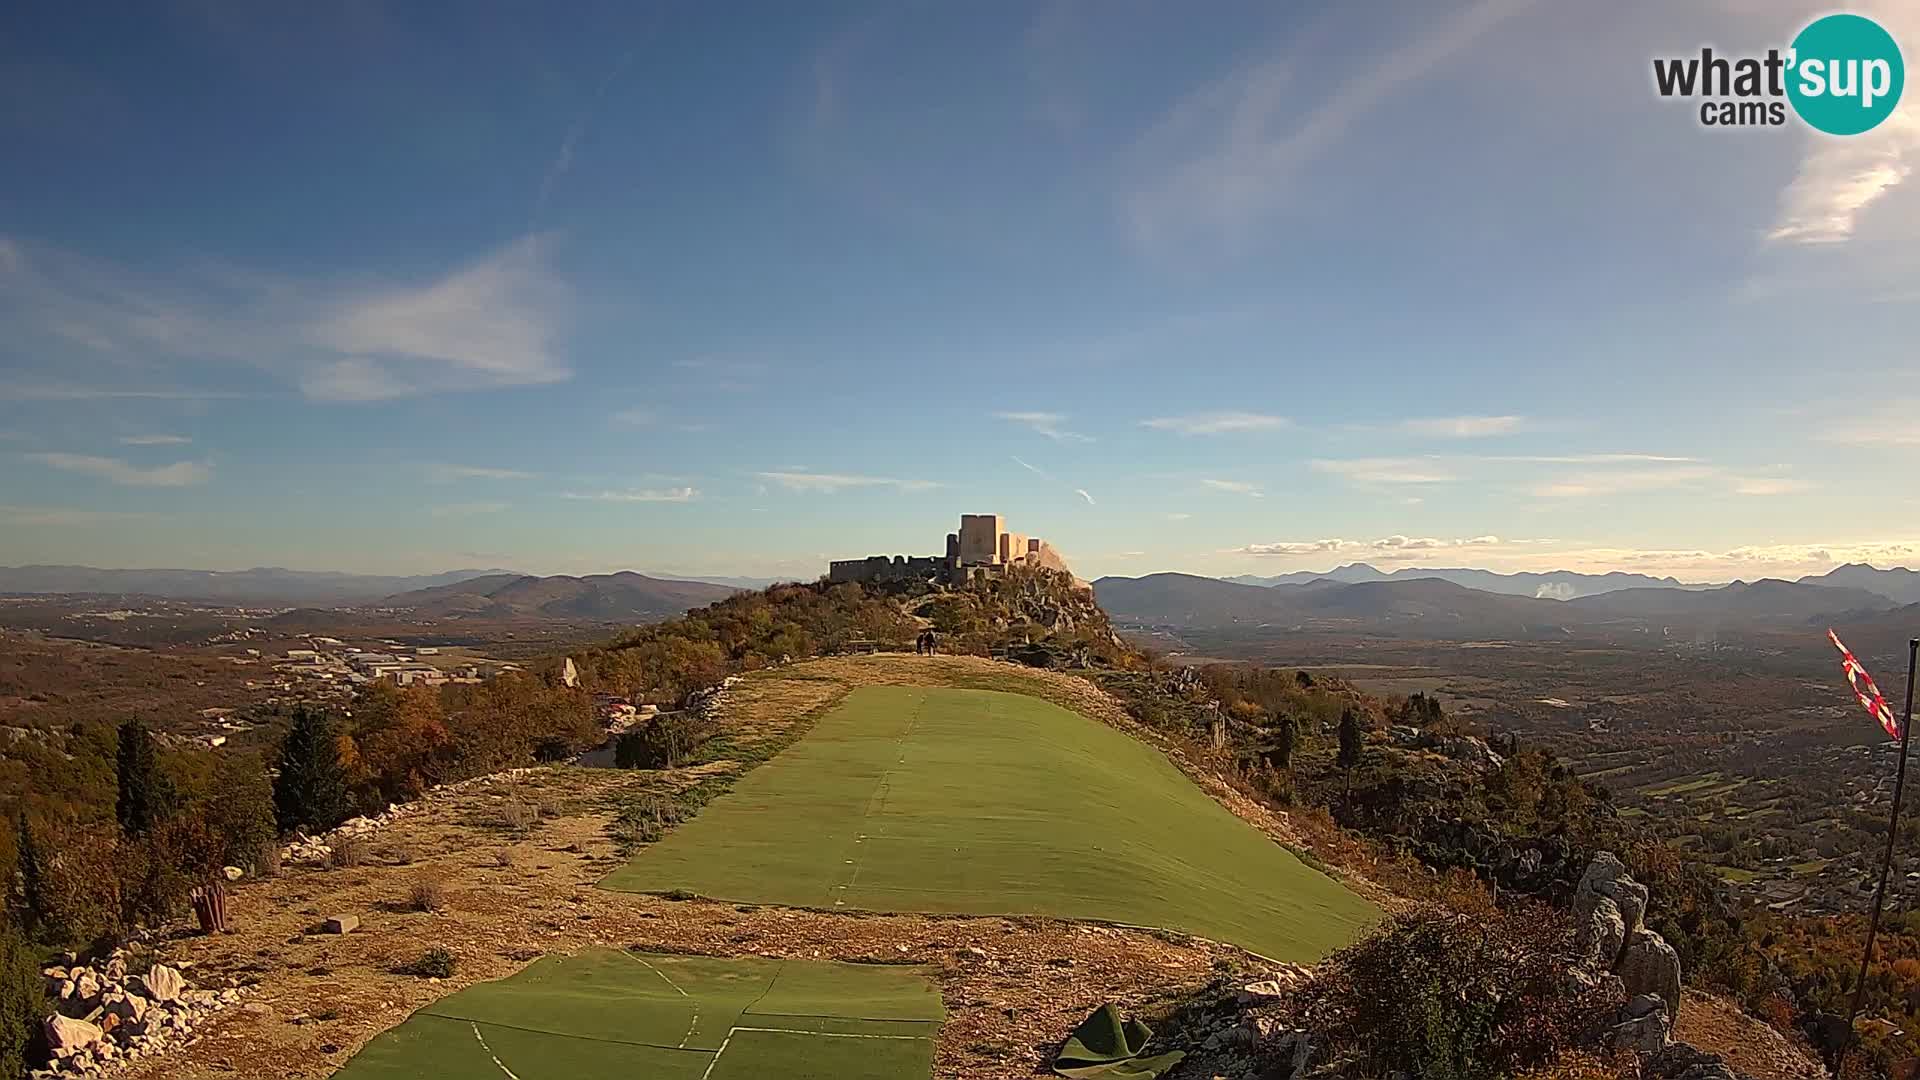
[1841,637,1920,1076]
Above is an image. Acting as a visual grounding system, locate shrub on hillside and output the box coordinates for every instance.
[407,874,447,913]
[21,820,121,946]
[328,836,368,869]
[1302,905,1619,1080]
[614,714,718,770]
[402,946,456,979]
[0,924,42,1079]
[202,753,279,876]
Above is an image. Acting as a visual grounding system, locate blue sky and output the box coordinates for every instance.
[3,0,1918,582]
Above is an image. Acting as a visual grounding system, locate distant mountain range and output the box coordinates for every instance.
[1095,572,1897,638]
[0,565,516,606]
[1796,563,1920,606]
[0,564,770,610]
[379,572,740,620]
[1220,561,1920,607]
[1222,563,1691,599]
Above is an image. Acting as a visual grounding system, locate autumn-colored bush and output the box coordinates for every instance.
[407,874,447,913]
[1302,905,1620,1080]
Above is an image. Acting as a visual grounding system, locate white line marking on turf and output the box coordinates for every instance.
[698,1031,734,1080]
[731,1026,924,1040]
[700,1024,931,1078]
[620,951,701,1047]
[470,1023,523,1080]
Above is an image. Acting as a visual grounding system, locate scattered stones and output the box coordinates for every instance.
[29,948,252,1079]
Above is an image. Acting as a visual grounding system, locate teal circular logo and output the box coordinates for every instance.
[1788,14,1904,135]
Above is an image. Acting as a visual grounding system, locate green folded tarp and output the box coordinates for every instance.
[1052,1004,1186,1079]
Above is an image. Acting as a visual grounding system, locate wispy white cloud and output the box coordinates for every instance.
[0,504,153,526]
[1731,476,1809,496]
[429,501,510,518]
[299,357,413,402]
[1471,453,1695,464]
[612,407,656,426]
[1400,415,1524,438]
[26,452,210,487]
[561,487,699,503]
[1530,465,1717,498]
[1528,463,1798,500]
[425,464,536,483]
[0,381,251,402]
[1201,478,1264,497]
[1165,512,1193,521]
[118,434,191,446]
[532,52,634,225]
[1142,411,1289,435]
[1768,8,1920,249]
[306,236,569,397]
[1818,401,1920,446]
[1125,0,1531,250]
[1220,535,1920,581]
[1233,535,1542,560]
[755,471,937,494]
[1312,457,1455,485]
[0,234,572,403]
[1075,488,1096,506]
[994,411,1092,442]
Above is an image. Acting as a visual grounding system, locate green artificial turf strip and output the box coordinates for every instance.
[333,951,943,1080]
[745,956,945,1023]
[603,686,1380,961]
[333,1016,715,1080]
[704,1028,935,1080]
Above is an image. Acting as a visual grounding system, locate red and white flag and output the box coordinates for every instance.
[1829,628,1901,739]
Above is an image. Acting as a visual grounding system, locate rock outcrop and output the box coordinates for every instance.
[1575,852,1684,1055]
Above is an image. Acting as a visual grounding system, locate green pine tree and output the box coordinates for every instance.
[12,815,42,940]
[1337,707,1364,795]
[273,707,349,834]
[116,718,174,836]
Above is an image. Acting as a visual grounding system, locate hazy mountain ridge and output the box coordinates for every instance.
[1096,571,1896,638]
[1798,563,1920,606]
[380,570,740,620]
[0,565,517,605]
[1223,562,1692,599]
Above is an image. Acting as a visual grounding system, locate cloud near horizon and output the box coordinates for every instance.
[561,487,699,503]
[1142,411,1288,435]
[26,452,209,487]
[426,464,537,482]
[1400,415,1524,438]
[1200,478,1263,497]
[1233,534,1538,559]
[754,471,938,494]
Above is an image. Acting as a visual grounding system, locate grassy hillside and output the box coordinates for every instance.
[604,685,1379,962]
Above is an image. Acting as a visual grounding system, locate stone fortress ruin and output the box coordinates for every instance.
[828,513,1073,587]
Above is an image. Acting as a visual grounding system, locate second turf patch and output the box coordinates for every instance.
[603,685,1380,961]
